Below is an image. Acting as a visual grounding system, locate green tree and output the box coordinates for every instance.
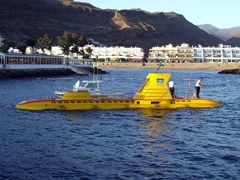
[1,39,15,53]
[57,31,81,65]
[36,34,52,54]
[78,35,88,47]
[57,31,78,56]
[57,32,90,61]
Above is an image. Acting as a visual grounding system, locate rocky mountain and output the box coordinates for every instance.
[198,24,240,41]
[0,0,223,51]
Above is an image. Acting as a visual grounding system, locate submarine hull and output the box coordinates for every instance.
[16,99,135,111]
[16,98,222,111]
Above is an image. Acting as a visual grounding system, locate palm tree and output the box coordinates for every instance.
[75,35,89,58]
[70,45,79,58]
[85,46,93,58]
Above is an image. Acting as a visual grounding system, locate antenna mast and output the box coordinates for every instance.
[156,62,164,72]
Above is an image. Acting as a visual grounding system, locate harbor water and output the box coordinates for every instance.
[0,69,240,179]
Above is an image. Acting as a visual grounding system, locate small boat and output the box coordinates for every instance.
[16,72,222,110]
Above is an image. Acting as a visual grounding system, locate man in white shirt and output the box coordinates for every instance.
[195,78,202,98]
[168,80,175,99]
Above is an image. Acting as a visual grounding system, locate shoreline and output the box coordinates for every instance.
[98,62,240,70]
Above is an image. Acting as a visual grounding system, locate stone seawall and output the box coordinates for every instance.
[0,68,76,78]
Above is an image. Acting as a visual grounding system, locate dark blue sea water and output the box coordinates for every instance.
[0,69,240,179]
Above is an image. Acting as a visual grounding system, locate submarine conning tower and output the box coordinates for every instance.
[134,73,172,100]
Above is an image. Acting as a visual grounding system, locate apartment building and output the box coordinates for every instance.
[149,43,240,63]
[194,44,240,63]
[148,43,193,63]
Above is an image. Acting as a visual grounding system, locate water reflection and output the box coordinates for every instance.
[138,109,173,139]
[138,109,171,121]
[138,109,173,158]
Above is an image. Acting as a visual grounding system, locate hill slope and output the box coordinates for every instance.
[226,37,240,47]
[198,24,240,41]
[0,0,223,50]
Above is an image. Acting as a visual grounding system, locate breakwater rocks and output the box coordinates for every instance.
[0,68,76,78]
[218,68,240,75]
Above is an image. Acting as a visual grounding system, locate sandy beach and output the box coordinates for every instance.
[98,62,240,70]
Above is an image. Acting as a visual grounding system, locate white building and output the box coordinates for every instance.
[193,44,240,63]
[33,45,144,62]
[149,43,240,63]
[51,46,64,56]
[89,46,144,62]
[148,43,193,63]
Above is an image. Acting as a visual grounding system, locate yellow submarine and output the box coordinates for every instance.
[16,72,222,110]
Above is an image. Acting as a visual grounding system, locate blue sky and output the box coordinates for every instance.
[77,0,239,29]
